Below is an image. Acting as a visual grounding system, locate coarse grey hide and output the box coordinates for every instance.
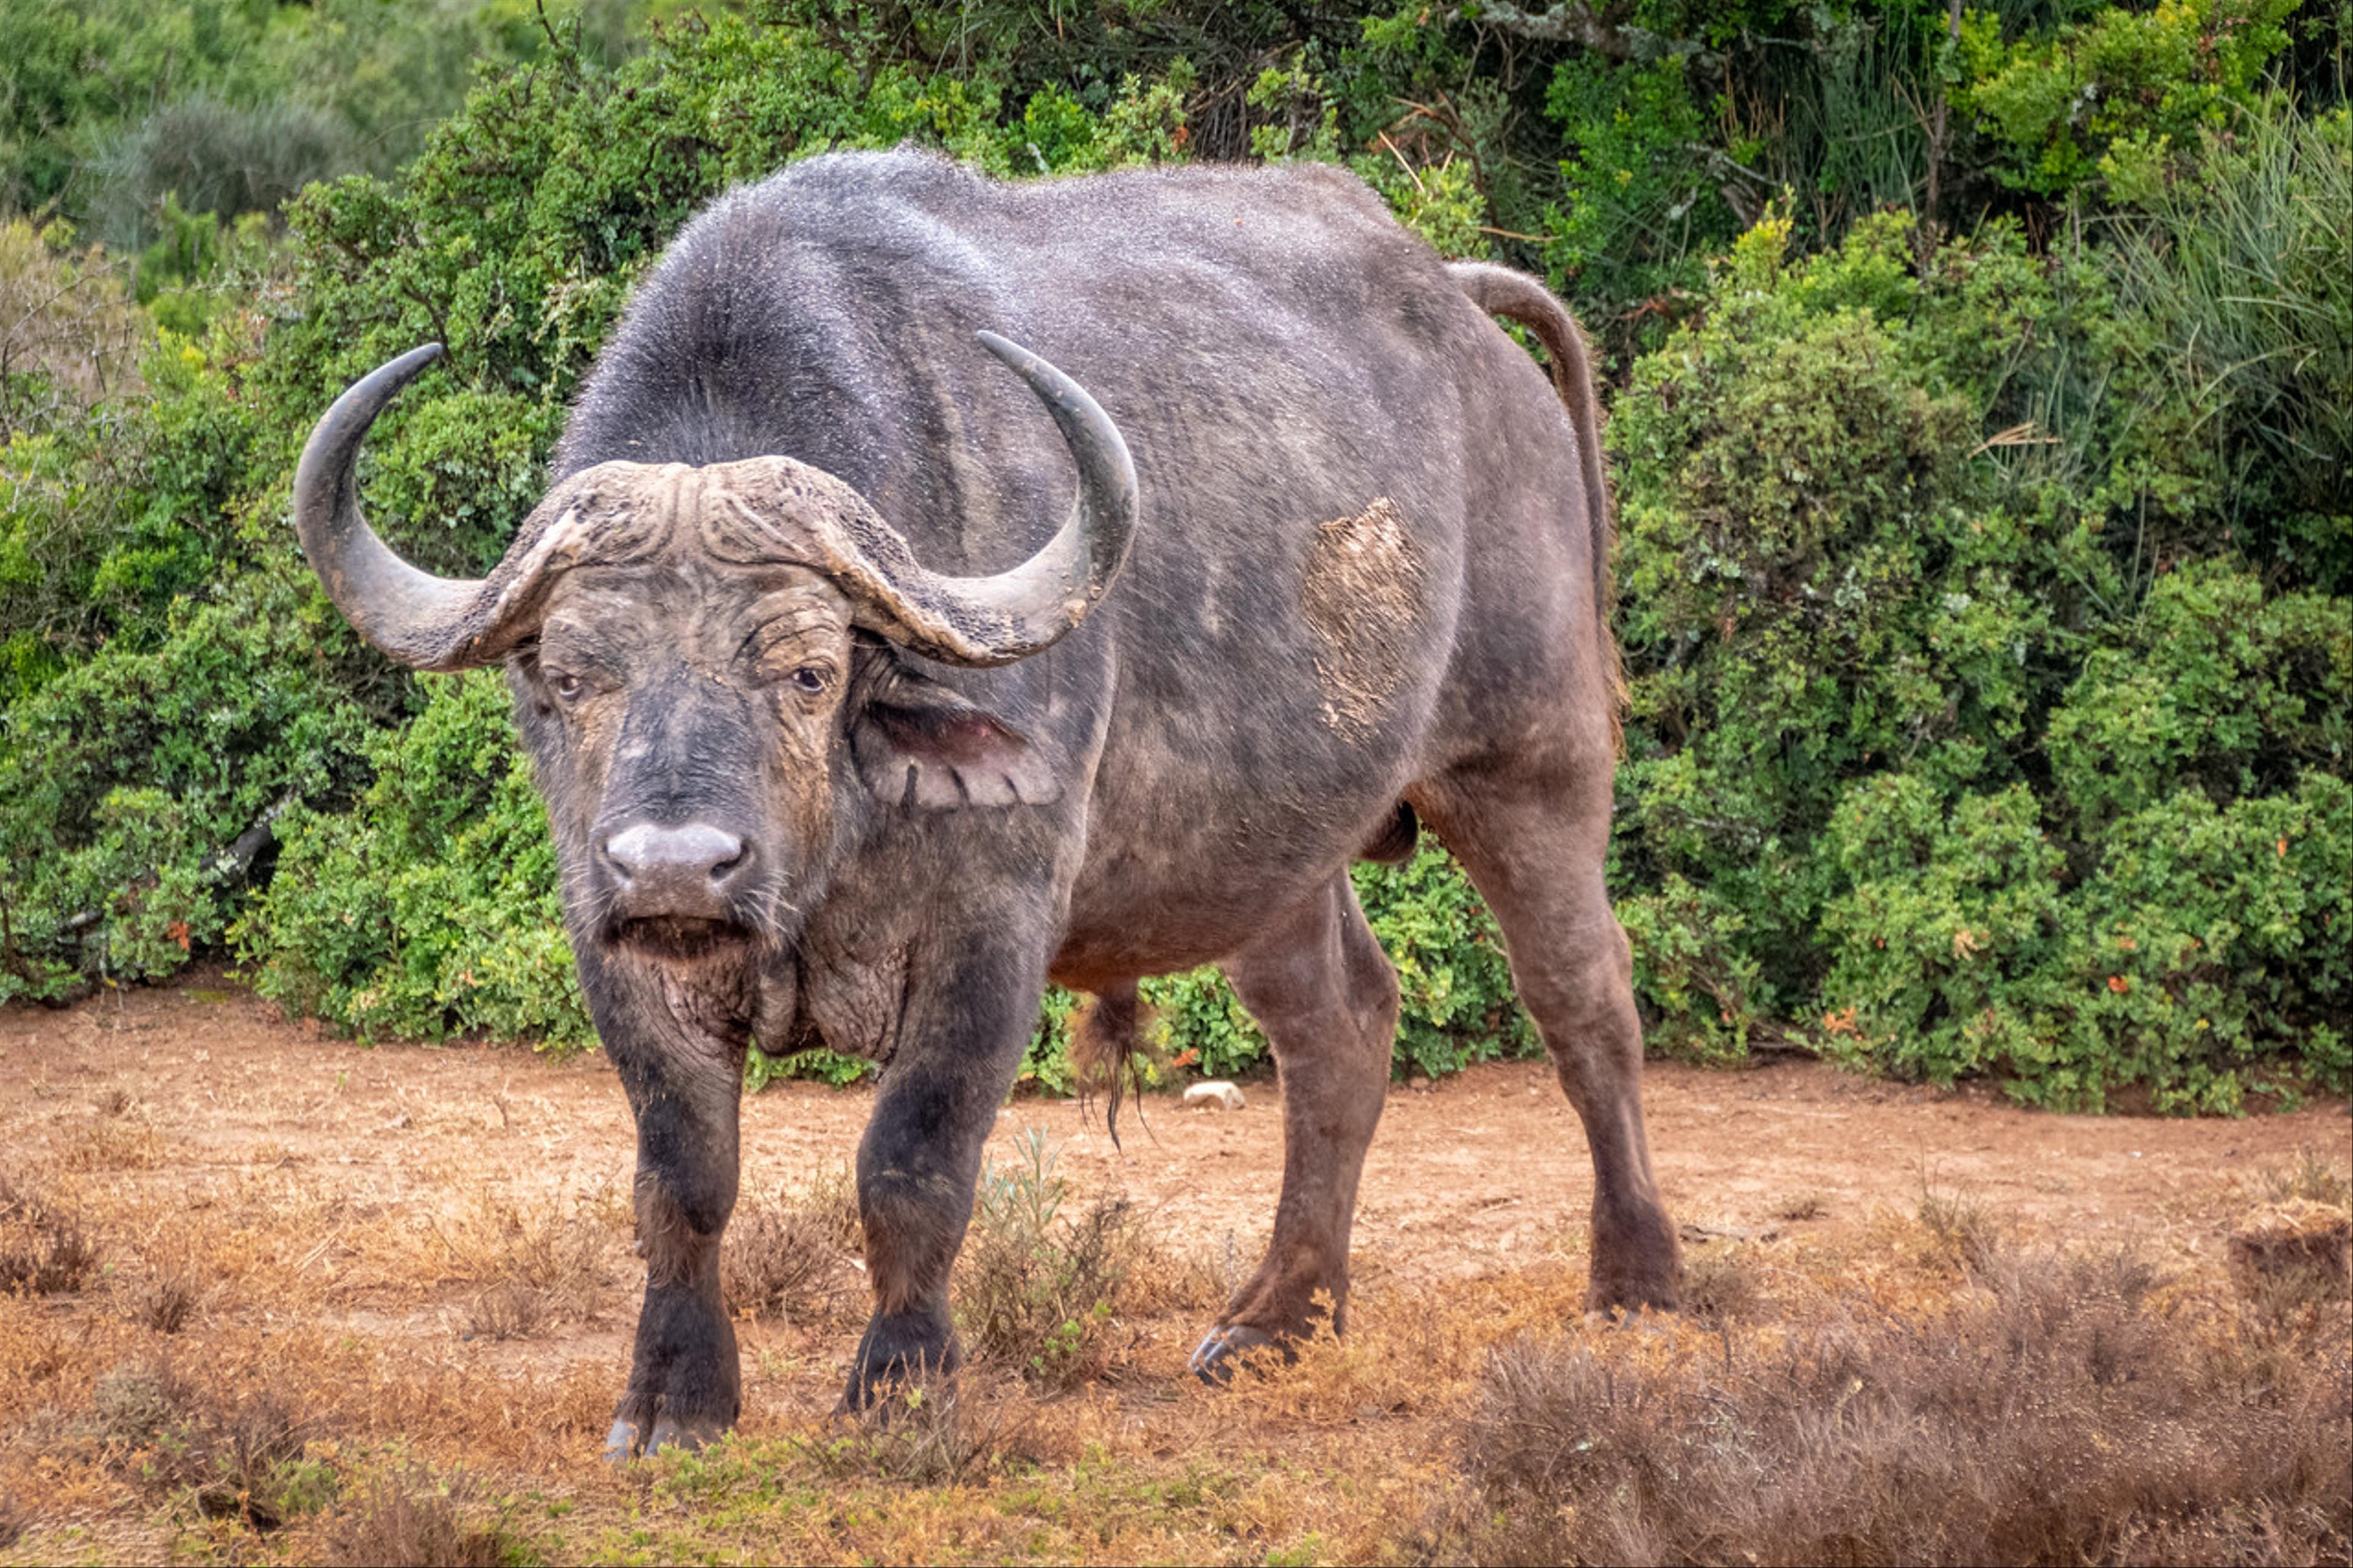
[290,149,1681,1458]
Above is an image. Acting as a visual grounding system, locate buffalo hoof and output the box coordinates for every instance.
[1187,1324,1279,1385]
[843,1309,960,1413]
[602,1404,728,1463]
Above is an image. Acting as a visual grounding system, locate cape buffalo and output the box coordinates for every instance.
[293,150,1681,1457]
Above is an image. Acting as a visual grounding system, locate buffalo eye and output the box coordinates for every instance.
[549,670,585,702]
[789,665,830,695]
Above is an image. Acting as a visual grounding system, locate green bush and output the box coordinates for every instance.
[2046,559,2351,830]
[1956,0,2299,202]
[0,583,375,999]
[1605,161,2349,1105]
[1818,770,2352,1110]
[1,3,2343,1113]
[239,670,584,1045]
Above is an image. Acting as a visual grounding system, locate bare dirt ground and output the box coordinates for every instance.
[2,971,2346,1564]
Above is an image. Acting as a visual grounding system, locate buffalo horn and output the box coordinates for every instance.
[295,332,1137,673]
[294,344,601,672]
[795,331,1137,667]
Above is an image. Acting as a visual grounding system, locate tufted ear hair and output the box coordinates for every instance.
[847,644,1063,809]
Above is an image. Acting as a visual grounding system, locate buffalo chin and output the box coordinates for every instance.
[606,915,759,963]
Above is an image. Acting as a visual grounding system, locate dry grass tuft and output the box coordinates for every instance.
[438,1193,608,1342]
[806,1380,1040,1487]
[1917,1179,2008,1276]
[313,1463,513,1567]
[2254,1145,2352,1210]
[461,1280,552,1343]
[956,1131,1159,1390]
[0,1170,99,1295]
[1680,1243,1764,1323]
[1451,1243,2353,1566]
[131,1265,205,1333]
[58,1117,164,1171]
[2229,1199,2352,1324]
[1773,1191,1827,1222]
[723,1165,863,1325]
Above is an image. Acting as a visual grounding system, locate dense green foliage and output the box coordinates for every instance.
[1608,107,2350,1106]
[1,0,654,255]
[0,1,2344,1109]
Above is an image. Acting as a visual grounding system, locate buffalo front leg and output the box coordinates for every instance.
[844,937,1046,1409]
[1191,872,1398,1381]
[1418,772,1682,1313]
[589,956,749,1460]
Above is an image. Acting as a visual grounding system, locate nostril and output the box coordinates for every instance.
[600,830,641,883]
[708,839,748,882]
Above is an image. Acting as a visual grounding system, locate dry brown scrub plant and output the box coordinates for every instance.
[805,1380,1044,1487]
[0,219,145,439]
[0,1169,98,1295]
[2251,1145,2352,1210]
[310,1462,515,1568]
[955,1131,1166,1391]
[1450,1242,2353,1567]
[1915,1174,2011,1278]
[82,1358,324,1532]
[131,1266,204,1334]
[722,1165,864,1327]
[432,1192,610,1343]
[56,1115,164,1172]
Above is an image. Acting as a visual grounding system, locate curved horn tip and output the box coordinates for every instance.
[974,329,1029,368]
[374,341,447,388]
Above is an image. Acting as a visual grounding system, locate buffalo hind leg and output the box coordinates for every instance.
[1416,771,1681,1312]
[1191,871,1399,1380]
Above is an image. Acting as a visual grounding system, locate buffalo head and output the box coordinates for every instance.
[293,336,1135,964]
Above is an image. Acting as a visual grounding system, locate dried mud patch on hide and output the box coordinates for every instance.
[1302,497,1425,734]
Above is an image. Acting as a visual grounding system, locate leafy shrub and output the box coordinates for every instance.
[2063,775,2352,1108]
[1956,0,2299,202]
[1542,56,1737,335]
[240,672,584,1046]
[2047,559,2351,831]
[1819,778,2071,1091]
[1607,183,2349,1104]
[956,1131,1154,1390]
[1,587,376,1001]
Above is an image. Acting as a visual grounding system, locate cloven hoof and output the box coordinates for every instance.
[603,1411,728,1463]
[1187,1323,1280,1384]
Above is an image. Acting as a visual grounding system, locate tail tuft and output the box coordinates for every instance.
[1070,981,1151,1148]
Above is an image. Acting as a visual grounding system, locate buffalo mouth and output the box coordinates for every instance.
[605,915,759,961]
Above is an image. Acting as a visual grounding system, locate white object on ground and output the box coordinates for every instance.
[1183,1080,1246,1111]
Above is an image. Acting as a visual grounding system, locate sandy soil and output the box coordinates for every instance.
[5,969,2341,1303]
[2,971,2344,1564]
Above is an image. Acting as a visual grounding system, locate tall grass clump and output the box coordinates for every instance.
[1455,1248,2353,1566]
[955,1132,1156,1390]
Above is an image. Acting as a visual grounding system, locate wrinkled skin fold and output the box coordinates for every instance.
[293,150,1680,1456]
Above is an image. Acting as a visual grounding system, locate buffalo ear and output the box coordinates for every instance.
[848,653,1063,809]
